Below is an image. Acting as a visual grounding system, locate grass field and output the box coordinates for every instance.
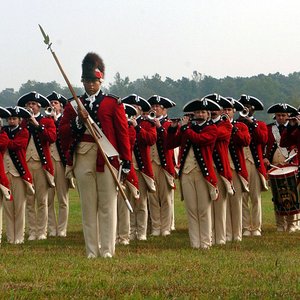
[0,188,300,299]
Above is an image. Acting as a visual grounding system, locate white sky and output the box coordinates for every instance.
[1,0,300,92]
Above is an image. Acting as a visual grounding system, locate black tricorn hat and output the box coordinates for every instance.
[46,91,68,107]
[183,98,221,112]
[122,94,151,112]
[17,91,51,108]
[81,52,105,81]
[6,106,32,118]
[0,106,11,118]
[267,103,298,114]
[202,93,233,109]
[238,94,264,111]
[123,103,138,118]
[147,95,176,109]
[226,97,245,111]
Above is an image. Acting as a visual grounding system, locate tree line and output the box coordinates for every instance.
[1,71,300,123]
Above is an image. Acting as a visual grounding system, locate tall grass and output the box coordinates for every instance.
[0,188,299,299]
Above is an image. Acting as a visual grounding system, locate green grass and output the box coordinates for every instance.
[0,188,300,299]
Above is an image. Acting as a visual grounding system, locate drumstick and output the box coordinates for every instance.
[284,152,298,162]
[269,164,281,169]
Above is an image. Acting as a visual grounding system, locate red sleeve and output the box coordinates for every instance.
[137,120,157,146]
[112,102,131,162]
[186,124,218,145]
[216,120,232,142]
[7,127,29,151]
[280,126,298,147]
[39,117,57,144]
[0,131,9,151]
[251,121,268,144]
[232,122,251,146]
[166,125,182,149]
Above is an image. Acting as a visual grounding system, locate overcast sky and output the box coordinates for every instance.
[1,0,300,92]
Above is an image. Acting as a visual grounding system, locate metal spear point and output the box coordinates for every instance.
[38,24,51,49]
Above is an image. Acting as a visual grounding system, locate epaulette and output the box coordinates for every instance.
[105,93,122,104]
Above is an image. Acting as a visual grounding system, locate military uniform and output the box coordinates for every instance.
[238,95,268,236]
[46,92,70,237]
[167,98,220,249]
[227,120,250,241]
[60,65,131,259]
[2,107,34,244]
[0,109,12,243]
[18,92,56,240]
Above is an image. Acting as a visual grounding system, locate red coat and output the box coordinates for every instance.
[238,118,268,178]
[133,117,157,179]
[229,121,251,190]
[213,118,233,188]
[167,121,218,188]
[59,93,131,172]
[21,115,56,180]
[3,126,34,193]
[155,118,175,177]
[0,131,12,200]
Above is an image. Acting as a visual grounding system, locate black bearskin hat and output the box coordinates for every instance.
[81,52,105,81]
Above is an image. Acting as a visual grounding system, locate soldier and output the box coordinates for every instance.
[121,94,157,241]
[3,106,34,244]
[18,92,56,241]
[265,103,298,232]
[224,98,251,242]
[167,98,220,249]
[147,95,176,237]
[59,52,131,258]
[116,103,139,245]
[0,107,12,244]
[205,94,234,245]
[46,91,71,238]
[237,95,268,237]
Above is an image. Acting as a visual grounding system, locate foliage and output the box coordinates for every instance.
[0,189,300,299]
[1,71,300,122]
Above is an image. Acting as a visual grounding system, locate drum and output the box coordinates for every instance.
[268,165,299,215]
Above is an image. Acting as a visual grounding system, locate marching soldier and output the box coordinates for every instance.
[121,94,157,241]
[237,95,268,237]
[205,94,234,245]
[0,107,12,244]
[147,95,176,237]
[167,98,220,249]
[59,52,131,258]
[46,91,70,237]
[265,103,298,232]
[3,106,34,244]
[224,98,251,242]
[116,103,139,245]
[18,91,56,241]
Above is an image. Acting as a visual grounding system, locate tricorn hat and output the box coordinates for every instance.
[202,93,233,109]
[0,106,11,118]
[238,94,264,111]
[147,95,176,109]
[46,91,68,107]
[81,52,105,81]
[183,98,221,112]
[6,106,32,118]
[123,103,138,118]
[226,97,245,111]
[267,103,298,114]
[122,94,151,112]
[17,91,51,108]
